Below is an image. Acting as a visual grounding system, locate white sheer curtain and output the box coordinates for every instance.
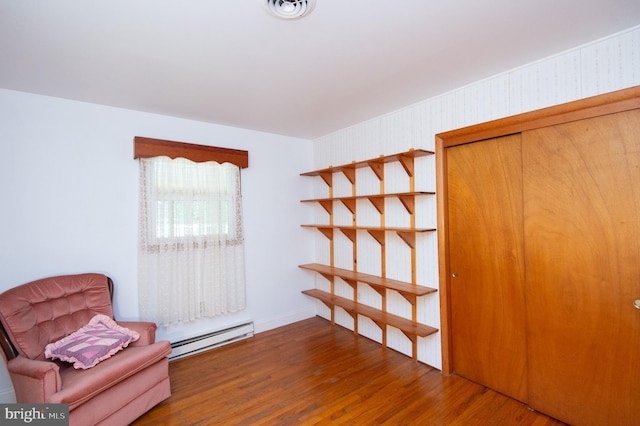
[138,156,246,326]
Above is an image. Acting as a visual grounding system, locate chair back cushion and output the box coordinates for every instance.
[0,273,114,360]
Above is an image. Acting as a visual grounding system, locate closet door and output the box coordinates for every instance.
[447,134,528,402]
[523,109,640,425]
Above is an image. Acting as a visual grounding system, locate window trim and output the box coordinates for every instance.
[134,136,249,168]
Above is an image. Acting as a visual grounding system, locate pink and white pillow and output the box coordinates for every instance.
[44,314,140,369]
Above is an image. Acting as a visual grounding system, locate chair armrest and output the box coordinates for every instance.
[118,321,157,346]
[7,355,61,403]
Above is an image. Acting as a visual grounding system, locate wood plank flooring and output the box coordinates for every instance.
[132,317,565,425]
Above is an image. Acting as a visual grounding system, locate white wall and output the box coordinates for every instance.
[311,25,640,369]
[0,89,316,401]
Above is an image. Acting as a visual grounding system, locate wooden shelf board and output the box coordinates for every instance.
[300,191,435,204]
[302,289,438,338]
[301,225,436,233]
[299,263,437,297]
[300,149,434,177]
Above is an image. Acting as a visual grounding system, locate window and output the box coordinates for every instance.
[145,158,241,242]
[135,137,248,326]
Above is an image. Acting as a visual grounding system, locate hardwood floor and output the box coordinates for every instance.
[132,317,565,425]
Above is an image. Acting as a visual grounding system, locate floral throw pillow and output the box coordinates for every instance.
[44,314,140,369]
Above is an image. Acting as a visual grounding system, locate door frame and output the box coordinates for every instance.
[435,85,640,375]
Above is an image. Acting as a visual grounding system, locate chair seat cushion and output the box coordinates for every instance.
[50,340,171,410]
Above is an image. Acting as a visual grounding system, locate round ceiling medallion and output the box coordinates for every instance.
[264,0,316,20]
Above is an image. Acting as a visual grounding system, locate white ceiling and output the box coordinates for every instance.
[1,1,639,139]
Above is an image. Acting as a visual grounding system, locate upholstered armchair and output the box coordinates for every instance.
[0,273,171,426]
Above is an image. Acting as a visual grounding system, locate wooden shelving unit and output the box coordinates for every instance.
[300,149,438,361]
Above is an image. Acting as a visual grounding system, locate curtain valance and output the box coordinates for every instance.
[134,136,249,168]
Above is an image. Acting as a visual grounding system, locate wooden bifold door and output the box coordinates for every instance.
[437,87,640,426]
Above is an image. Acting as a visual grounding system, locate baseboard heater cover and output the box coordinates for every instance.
[169,321,254,360]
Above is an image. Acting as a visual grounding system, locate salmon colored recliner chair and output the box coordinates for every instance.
[0,273,171,426]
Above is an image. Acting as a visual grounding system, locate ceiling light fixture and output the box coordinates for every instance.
[264,0,316,20]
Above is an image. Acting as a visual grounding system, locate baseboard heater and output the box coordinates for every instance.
[169,321,254,361]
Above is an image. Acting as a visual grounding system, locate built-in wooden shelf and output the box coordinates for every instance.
[299,263,437,303]
[301,149,434,186]
[302,289,438,341]
[301,191,435,215]
[301,225,435,232]
[301,224,435,248]
[300,148,438,362]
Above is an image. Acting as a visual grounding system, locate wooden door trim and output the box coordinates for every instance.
[435,85,640,375]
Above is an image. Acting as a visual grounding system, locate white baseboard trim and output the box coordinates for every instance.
[254,308,316,334]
